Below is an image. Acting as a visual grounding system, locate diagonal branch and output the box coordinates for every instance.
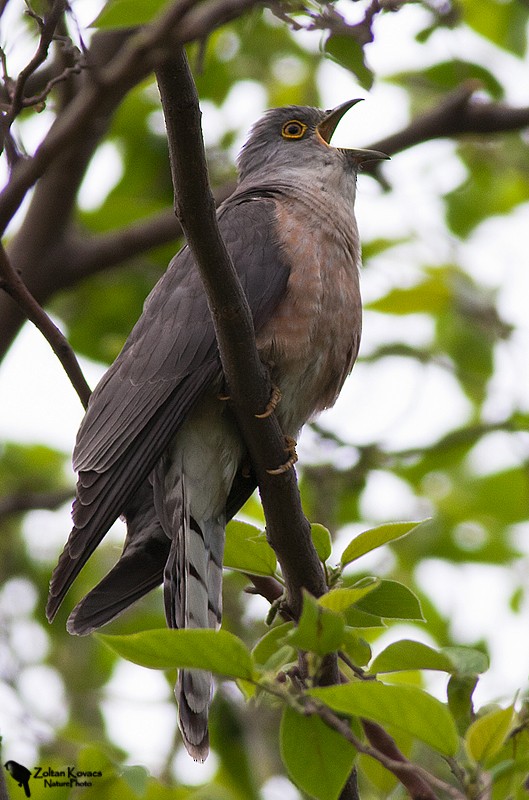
[0,243,91,407]
[154,49,327,616]
[303,697,467,800]
[0,0,265,363]
[366,82,529,166]
[155,41,351,792]
[56,86,529,280]
[60,181,236,282]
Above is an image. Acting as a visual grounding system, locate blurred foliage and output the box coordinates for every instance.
[1,0,529,798]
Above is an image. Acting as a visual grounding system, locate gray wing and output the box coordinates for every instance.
[47,192,289,621]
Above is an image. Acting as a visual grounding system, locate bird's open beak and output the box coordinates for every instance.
[317,99,389,165]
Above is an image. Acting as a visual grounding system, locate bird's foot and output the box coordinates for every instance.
[267,436,298,475]
[255,385,282,419]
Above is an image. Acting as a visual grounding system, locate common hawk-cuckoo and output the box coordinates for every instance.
[47,100,387,760]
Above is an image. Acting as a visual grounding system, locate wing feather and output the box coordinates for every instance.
[48,193,290,620]
[74,192,288,473]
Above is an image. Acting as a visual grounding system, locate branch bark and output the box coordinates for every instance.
[0,0,264,237]
[155,49,328,618]
[0,0,68,161]
[154,40,357,795]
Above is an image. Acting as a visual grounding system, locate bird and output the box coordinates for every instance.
[4,760,32,797]
[46,100,387,760]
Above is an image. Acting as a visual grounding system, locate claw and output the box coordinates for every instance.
[267,436,298,475]
[255,385,282,419]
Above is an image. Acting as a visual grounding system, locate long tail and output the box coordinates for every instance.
[163,478,224,761]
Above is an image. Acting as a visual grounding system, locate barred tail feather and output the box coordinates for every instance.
[164,495,225,761]
[177,668,211,760]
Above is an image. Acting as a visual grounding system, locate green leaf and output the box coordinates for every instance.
[369,640,455,675]
[224,520,277,576]
[391,60,504,100]
[324,35,373,90]
[345,607,386,629]
[448,674,478,735]
[98,629,254,679]
[280,707,356,800]
[353,580,424,622]
[287,592,345,656]
[252,623,295,667]
[341,521,426,566]
[0,442,68,493]
[441,646,489,676]
[318,581,379,613]
[121,765,149,796]
[466,705,514,764]
[362,237,410,261]
[92,0,172,28]
[358,752,399,795]
[446,152,529,238]
[462,0,529,56]
[342,629,372,667]
[311,523,333,562]
[366,273,451,316]
[309,682,459,756]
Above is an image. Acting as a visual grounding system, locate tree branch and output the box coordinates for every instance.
[361,720,443,800]
[0,243,91,407]
[0,488,73,519]
[366,82,529,166]
[155,40,356,797]
[1,6,528,365]
[155,49,327,618]
[0,28,137,361]
[0,0,265,362]
[61,181,236,282]
[303,697,467,800]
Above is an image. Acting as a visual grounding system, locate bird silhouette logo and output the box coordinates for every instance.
[4,760,32,797]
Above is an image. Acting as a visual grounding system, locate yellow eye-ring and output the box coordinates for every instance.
[281,120,307,139]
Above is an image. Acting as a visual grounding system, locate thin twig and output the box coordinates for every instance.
[0,243,91,408]
[21,59,85,108]
[303,697,468,800]
[3,0,68,128]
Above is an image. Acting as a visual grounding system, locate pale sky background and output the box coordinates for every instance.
[1,1,529,792]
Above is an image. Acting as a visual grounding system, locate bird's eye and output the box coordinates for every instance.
[281,120,307,139]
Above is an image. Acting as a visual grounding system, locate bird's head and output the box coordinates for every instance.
[237,100,388,183]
